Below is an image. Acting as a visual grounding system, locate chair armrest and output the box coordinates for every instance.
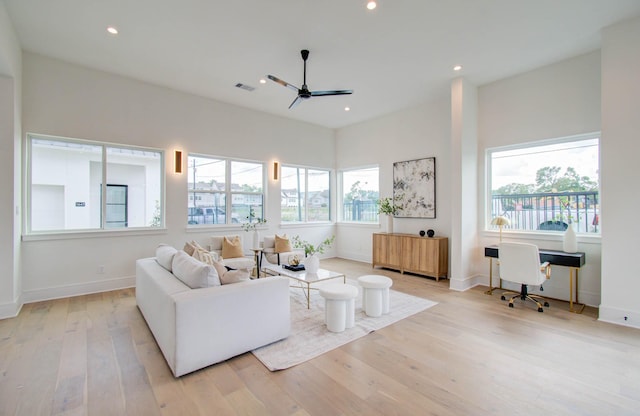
[540,261,551,279]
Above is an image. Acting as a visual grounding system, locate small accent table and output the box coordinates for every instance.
[262,263,346,309]
[250,248,263,278]
[484,245,586,313]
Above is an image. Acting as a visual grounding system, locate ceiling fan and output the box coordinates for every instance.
[268,49,353,109]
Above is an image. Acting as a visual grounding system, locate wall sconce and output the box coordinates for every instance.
[174,150,183,174]
[273,161,279,180]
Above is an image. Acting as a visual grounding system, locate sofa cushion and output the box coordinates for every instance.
[275,234,292,253]
[221,269,251,284]
[172,250,221,289]
[212,259,228,278]
[156,244,178,272]
[192,247,215,265]
[222,236,243,258]
[212,260,250,284]
[183,241,197,256]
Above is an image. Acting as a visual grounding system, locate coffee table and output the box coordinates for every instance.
[262,263,346,309]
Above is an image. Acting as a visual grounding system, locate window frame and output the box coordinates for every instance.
[280,164,332,224]
[339,165,380,224]
[25,133,165,236]
[485,132,600,236]
[187,153,266,228]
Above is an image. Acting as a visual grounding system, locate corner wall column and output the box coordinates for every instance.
[449,77,479,291]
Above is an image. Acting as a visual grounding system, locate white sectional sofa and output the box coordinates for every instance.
[136,247,290,377]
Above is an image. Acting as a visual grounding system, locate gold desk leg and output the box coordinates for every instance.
[569,267,585,314]
[485,258,503,295]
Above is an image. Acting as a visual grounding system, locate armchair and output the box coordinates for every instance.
[209,235,255,272]
[498,242,551,312]
[261,235,304,266]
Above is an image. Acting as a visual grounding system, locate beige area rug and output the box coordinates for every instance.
[251,279,437,371]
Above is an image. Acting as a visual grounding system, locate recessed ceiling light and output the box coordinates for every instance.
[453,65,462,71]
[366,1,377,10]
[259,79,266,84]
[345,107,351,112]
[107,26,118,35]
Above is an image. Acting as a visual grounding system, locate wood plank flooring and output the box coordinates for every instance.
[1,258,639,415]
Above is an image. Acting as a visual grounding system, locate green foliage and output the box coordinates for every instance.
[241,206,266,231]
[291,235,335,256]
[493,183,535,195]
[494,166,598,195]
[377,197,400,215]
[344,181,378,202]
[149,200,161,227]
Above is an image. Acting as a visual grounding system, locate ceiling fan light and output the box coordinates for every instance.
[367,1,377,10]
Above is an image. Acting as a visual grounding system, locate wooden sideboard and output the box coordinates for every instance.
[372,233,448,281]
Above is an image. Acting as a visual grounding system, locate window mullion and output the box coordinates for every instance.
[101,145,107,230]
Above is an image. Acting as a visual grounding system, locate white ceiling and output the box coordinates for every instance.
[4,0,640,129]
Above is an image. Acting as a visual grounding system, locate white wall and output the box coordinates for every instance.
[600,17,640,327]
[335,50,604,307]
[19,52,336,303]
[0,1,22,318]
[335,98,452,263]
[478,51,602,306]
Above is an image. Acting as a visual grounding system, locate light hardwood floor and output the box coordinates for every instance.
[1,258,639,416]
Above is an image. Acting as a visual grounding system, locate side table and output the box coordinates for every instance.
[250,248,263,278]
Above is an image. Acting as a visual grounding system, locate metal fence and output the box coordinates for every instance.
[342,200,378,222]
[491,191,599,233]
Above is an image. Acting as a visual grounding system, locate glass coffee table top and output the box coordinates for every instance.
[262,263,346,308]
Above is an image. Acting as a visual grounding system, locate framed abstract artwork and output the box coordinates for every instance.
[393,157,436,218]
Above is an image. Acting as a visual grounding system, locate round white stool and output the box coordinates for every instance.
[319,284,358,333]
[357,275,393,317]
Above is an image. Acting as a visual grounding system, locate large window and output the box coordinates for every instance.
[488,134,600,234]
[341,166,379,222]
[27,134,163,233]
[187,155,264,226]
[281,166,331,222]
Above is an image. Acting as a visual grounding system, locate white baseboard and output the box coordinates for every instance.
[0,294,23,320]
[22,275,136,304]
[598,304,640,329]
[335,251,371,264]
[449,274,484,291]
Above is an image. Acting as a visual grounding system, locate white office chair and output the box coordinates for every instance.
[498,242,551,312]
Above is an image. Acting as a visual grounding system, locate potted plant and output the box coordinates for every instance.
[377,197,400,233]
[291,235,335,273]
[241,206,267,248]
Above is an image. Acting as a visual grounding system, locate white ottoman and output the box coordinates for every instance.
[358,275,393,317]
[319,284,358,333]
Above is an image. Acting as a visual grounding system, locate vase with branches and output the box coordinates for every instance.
[291,235,335,273]
[241,206,267,248]
[377,197,400,233]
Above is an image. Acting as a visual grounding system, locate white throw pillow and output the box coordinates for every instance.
[156,244,178,272]
[172,250,221,289]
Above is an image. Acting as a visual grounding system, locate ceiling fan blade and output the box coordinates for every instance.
[288,95,303,109]
[267,75,299,92]
[310,89,354,96]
